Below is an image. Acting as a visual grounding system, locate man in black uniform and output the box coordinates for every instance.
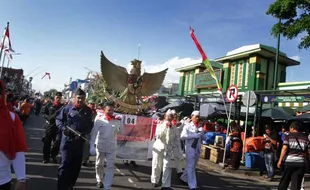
[42,92,64,164]
[56,88,93,190]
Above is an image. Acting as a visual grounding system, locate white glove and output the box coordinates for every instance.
[197,127,203,132]
[179,151,184,161]
[89,147,96,156]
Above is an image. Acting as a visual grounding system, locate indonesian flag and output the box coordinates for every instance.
[189,26,222,93]
[4,49,12,60]
[0,24,15,53]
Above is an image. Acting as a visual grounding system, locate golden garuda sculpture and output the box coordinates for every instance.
[100,51,168,114]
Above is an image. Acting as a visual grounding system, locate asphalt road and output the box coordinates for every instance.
[21,114,275,190]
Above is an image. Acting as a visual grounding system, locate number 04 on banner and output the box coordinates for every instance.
[124,115,137,125]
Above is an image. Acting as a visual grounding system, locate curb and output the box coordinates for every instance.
[197,158,261,177]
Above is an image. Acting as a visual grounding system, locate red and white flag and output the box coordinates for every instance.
[41,72,51,79]
[0,23,15,53]
[4,49,12,60]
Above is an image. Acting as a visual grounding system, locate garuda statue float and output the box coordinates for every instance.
[100,51,168,114]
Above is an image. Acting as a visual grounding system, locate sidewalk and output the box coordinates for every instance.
[197,158,310,189]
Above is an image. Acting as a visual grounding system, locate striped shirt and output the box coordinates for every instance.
[284,132,310,163]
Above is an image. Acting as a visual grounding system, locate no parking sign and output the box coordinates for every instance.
[226,85,238,103]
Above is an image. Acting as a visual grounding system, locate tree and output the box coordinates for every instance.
[87,74,120,104]
[44,89,58,97]
[266,0,310,49]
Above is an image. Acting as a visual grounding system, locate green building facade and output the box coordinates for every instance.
[176,44,300,97]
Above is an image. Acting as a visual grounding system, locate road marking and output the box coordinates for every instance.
[128,178,134,183]
[115,166,141,189]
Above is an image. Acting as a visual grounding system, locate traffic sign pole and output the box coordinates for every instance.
[241,91,251,163]
[221,101,233,169]
[221,85,238,169]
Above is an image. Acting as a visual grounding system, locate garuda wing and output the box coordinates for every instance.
[140,68,168,96]
[100,51,128,92]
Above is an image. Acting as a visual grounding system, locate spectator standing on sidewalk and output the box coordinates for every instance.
[277,121,310,190]
[0,80,28,190]
[263,126,278,181]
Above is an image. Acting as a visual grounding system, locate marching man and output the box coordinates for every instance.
[171,110,184,178]
[180,111,203,190]
[89,102,123,189]
[151,109,178,190]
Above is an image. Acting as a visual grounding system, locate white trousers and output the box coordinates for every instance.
[180,151,199,189]
[151,150,172,187]
[95,150,116,190]
[173,146,183,173]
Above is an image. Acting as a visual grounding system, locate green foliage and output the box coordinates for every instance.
[87,75,121,104]
[266,0,310,49]
[44,89,58,97]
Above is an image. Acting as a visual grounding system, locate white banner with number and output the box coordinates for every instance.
[116,115,153,161]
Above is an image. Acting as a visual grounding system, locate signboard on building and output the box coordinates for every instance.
[276,96,305,102]
[195,69,222,89]
[261,95,310,103]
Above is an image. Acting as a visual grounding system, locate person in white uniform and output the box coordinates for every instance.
[151,109,177,190]
[89,102,123,189]
[180,111,203,190]
[171,110,184,178]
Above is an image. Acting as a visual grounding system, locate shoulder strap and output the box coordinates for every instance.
[293,135,306,153]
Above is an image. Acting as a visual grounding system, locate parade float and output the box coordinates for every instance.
[99,51,168,161]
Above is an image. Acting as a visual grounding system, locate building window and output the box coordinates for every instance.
[230,64,235,85]
[237,62,244,86]
[245,62,250,86]
[184,72,188,92]
[188,72,193,92]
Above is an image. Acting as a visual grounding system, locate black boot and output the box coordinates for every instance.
[96,182,103,188]
[130,161,138,168]
[51,156,58,164]
[152,183,160,187]
[161,187,173,190]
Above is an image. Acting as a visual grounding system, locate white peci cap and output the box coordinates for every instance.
[191,110,200,116]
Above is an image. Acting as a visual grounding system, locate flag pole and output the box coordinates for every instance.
[0,50,6,79]
[6,59,10,68]
[0,22,9,79]
[137,44,141,60]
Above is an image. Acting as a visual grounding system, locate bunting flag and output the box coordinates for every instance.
[0,23,15,52]
[41,72,51,79]
[189,26,222,92]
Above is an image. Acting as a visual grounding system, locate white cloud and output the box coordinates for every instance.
[32,57,201,93]
[289,55,300,61]
[126,57,202,86]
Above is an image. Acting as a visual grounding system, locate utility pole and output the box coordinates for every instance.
[273,19,281,90]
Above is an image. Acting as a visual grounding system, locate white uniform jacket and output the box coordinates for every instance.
[180,121,203,157]
[173,124,183,158]
[153,120,178,156]
[90,113,124,153]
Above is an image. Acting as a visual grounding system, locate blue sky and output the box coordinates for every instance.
[0,0,308,92]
